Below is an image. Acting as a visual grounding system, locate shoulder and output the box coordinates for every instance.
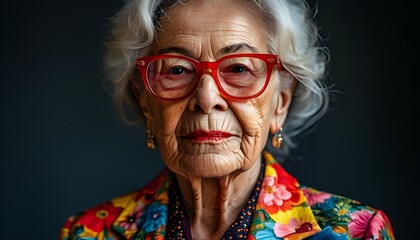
[58,168,171,240]
[301,186,395,239]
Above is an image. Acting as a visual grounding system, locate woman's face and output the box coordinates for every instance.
[138,0,293,178]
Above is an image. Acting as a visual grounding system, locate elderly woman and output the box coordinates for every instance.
[59,0,395,239]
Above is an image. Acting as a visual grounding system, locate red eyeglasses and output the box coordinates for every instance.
[135,53,282,101]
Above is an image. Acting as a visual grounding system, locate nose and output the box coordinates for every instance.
[187,70,228,113]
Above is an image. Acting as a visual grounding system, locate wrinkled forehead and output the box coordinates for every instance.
[156,0,265,27]
[148,0,275,60]
[152,1,270,57]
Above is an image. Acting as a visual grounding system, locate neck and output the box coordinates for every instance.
[175,158,262,240]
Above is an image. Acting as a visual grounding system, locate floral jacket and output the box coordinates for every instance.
[59,151,395,239]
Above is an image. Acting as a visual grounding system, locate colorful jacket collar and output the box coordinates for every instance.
[62,151,359,239]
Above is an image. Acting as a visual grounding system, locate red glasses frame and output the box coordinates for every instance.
[135,53,282,101]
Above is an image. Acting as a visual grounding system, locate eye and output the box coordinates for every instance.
[170,67,187,75]
[230,65,247,73]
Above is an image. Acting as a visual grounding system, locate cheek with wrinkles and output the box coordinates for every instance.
[231,101,267,136]
[149,103,187,161]
[160,135,179,156]
[231,98,274,168]
[151,103,186,134]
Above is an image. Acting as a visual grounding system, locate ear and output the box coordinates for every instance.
[270,70,296,134]
[130,80,154,120]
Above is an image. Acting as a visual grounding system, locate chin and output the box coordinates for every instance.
[173,153,245,178]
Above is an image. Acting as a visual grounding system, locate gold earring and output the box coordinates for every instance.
[146,129,155,149]
[271,127,283,148]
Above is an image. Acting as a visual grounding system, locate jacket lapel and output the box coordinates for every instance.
[249,151,323,239]
[111,168,171,239]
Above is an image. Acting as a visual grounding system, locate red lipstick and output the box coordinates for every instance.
[185,130,232,142]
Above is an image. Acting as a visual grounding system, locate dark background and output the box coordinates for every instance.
[1,0,417,239]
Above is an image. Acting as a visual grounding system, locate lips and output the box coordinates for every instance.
[185,130,233,142]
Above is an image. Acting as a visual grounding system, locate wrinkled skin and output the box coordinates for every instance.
[133,0,295,238]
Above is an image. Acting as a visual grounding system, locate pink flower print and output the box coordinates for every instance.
[274,218,300,237]
[260,176,292,207]
[274,218,314,238]
[119,210,142,231]
[119,202,145,231]
[349,209,385,239]
[302,188,332,206]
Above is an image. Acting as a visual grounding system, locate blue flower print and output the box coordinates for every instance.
[138,201,168,233]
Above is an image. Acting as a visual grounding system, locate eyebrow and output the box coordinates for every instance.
[156,43,259,57]
[157,47,194,57]
[219,44,259,54]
